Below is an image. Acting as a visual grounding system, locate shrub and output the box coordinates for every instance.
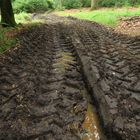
[63,0,82,9]
[13,0,54,13]
[98,0,140,7]
[81,0,91,7]
[13,0,140,13]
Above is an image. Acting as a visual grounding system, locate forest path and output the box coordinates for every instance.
[0,15,140,140]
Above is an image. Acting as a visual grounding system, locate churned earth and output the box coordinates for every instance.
[0,14,139,140]
[116,16,140,36]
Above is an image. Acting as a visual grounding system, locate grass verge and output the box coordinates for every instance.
[56,7,140,26]
[0,12,43,54]
[0,27,17,54]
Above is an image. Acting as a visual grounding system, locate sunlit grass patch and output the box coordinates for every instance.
[57,7,140,26]
[15,12,44,24]
[15,12,31,23]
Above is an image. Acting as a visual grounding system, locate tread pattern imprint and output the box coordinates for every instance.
[66,19,140,140]
[0,24,87,140]
[0,15,140,140]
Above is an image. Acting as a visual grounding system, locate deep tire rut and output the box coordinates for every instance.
[0,25,88,140]
[65,19,140,140]
[0,15,140,140]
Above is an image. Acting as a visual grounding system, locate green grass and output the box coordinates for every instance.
[57,8,140,26]
[0,27,17,54]
[0,12,43,54]
[0,12,43,24]
[0,12,44,54]
[15,12,32,23]
[15,12,44,23]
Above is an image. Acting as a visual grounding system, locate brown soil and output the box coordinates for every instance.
[0,14,139,140]
[116,16,140,36]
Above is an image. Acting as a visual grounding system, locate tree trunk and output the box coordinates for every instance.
[0,0,16,27]
[91,0,98,10]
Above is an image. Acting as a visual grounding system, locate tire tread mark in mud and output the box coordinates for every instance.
[62,20,140,140]
[0,24,87,140]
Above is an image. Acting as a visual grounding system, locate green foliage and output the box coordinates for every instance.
[52,0,91,10]
[15,12,45,23]
[15,12,31,23]
[12,0,140,12]
[81,0,91,7]
[13,0,91,12]
[63,0,82,9]
[98,0,140,7]
[62,0,91,9]
[52,0,64,10]
[13,0,54,13]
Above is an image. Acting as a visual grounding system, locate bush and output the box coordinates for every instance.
[13,0,140,13]
[98,0,140,7]
[81,0,91,7]
[63,0,82,9]
[13,0,54,13]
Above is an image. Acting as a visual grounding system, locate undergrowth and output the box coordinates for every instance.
[0,23,43,54]
[13,0,54,13]
[12,0,140,12]
[0,27,17,54]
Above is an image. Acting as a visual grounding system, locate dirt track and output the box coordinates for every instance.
[0,15,140,140]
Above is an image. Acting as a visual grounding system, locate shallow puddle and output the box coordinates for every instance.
[54,50,106,140]
[82,104,100,140]
[81,103,106,140]
[53,52,75,73]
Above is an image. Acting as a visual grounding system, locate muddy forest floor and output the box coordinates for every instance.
[0,15,140,140]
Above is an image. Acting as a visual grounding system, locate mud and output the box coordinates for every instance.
[0,14,140,140]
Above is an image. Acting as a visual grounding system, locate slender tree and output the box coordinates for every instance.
[0,0,16,27]
[91,0,98,10]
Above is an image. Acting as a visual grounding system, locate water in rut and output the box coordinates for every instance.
[82,104,102,140]
[53,27,105,140]
[0,15,139,140]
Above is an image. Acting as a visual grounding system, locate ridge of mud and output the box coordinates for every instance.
[0,15,140,140]
[0,24,88,140]
[65,18,140,140]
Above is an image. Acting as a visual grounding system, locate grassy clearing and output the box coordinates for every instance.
[56,7,140,26]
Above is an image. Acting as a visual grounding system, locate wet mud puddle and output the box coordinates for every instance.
[81,103,106,140]
[53,33,106,140]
